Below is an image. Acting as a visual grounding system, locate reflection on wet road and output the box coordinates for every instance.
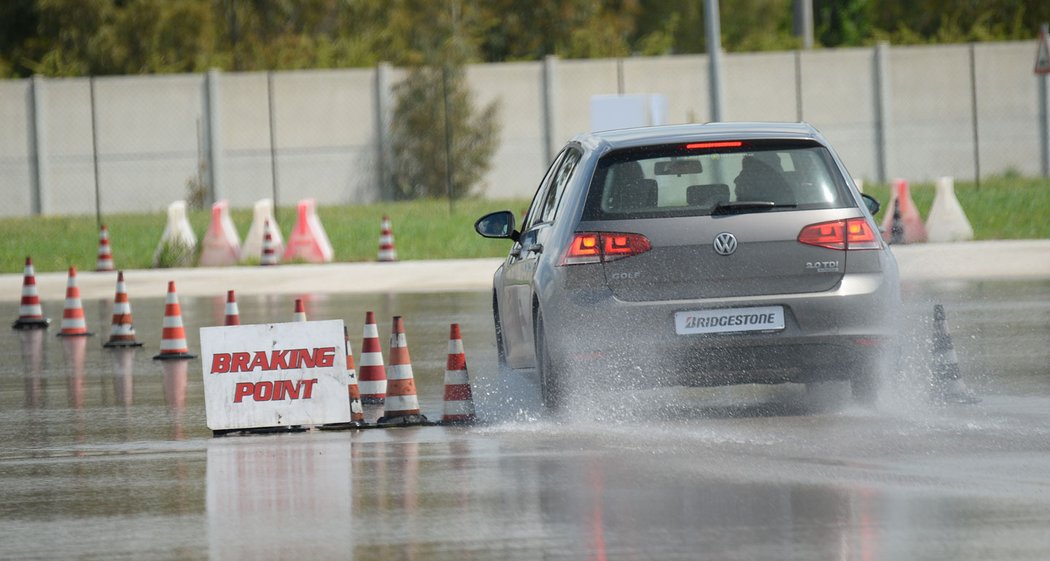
[1,282,1048,560]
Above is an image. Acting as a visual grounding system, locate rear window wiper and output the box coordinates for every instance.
[711,201,797,215]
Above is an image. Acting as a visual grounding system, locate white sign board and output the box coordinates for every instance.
[200,319,350,431]
[590,94,668,132]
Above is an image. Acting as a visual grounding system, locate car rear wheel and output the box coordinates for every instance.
[535,313,564,412]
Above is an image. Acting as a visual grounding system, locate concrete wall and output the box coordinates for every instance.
[0,41,1042,217]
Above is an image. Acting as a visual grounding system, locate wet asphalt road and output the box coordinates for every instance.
[1,279,1049,560]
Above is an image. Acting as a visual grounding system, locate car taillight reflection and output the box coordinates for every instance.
[561,232,652,265]
[797,218,881,250]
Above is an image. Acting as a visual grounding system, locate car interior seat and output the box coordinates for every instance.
[687,183,730,207]
[734,155,796,205]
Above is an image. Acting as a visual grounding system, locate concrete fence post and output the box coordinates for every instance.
[542,55,558,165]
[873,42,892,184]
[375,62,393,200]
[205,68,224,205]
[29,75,49,216]
[704,0,726,122]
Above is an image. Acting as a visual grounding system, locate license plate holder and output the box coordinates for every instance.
[674,306,785,335]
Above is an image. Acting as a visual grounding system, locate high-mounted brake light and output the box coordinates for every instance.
[561,232,651,265]
[685,141,743,150]
[798,218,881,251]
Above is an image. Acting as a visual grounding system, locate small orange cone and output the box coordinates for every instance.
[377,315,427,426]
[260,219,280,266]
[441,323,477,425]
[199,200,242,266]
[96,224,115,272]
[292,298,307,322]
[103,271,143,347]
[881,179,928,244]
[224,290,240,326]
[241,198,284,262]
[930,304,980,404]
[378,215,397,262]
[283,198,334,263]
[12,257,50,330]
[358,311,387,404]
[153,281,196,360]
[57,266,93,337]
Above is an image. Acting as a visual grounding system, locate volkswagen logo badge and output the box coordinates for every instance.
[713,232,738,256]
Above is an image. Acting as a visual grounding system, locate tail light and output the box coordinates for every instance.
[798,218,880,250]
[560,232,651,265]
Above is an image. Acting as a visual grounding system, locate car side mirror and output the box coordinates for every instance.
[475,210,519,241]
[861,193,881,215]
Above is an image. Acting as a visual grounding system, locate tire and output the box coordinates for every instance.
[850,365,880,406]
[534,313,564,412]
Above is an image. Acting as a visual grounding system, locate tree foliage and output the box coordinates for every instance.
[3,0,1050,78]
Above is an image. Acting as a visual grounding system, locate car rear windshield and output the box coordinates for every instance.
[582,139,854,220]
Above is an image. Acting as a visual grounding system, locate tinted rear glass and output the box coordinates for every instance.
[582,139,853,220]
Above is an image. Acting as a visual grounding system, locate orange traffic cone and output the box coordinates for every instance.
[377,316,427,426]
[881,179,928,244]
[96,224,115,271]
[103,271,143,347]
[378,215,397,262]
[441,323,477,424]
[260,219,279,266]
[153,281,196,360]
[346,327,366,425]
[224,290,240,326]
[358,311,387,404]
[199,200,242,266]
[283,198,334,263]
[12,257,50,330]
[57,266,93,337]
[292,298,307,322]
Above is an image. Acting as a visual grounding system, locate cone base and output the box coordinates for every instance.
[12,318,50,330]
[376,413,431,427]
[56,331,94,338]
[439,415,478,426]
[318,421,370,431]
[153,352,197,360]
[103,339,144,348]
[212,425,308,438]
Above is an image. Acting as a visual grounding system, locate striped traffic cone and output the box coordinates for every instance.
[103,271,142,347]
[358,311,387,404]
[12,257,50,330]
[377,316,427,426]
[377,215,397,262]
[260,219,279,266]
[346,327,366,425]
[224,290,240,326]
[153,281,196,360]
[292,298,307,322]
[57,266,93,337]
[96,224,115,271]
[930,304,980,404]
[441,323,477,424]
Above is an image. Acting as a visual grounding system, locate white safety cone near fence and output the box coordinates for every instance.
[153,201,197,267]
[199,200,242,266]
[925,176,974,243]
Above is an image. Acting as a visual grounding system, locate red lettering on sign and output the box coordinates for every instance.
[209,348,339,374]
[231,379,319,403]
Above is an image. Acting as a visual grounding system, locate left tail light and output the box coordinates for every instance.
[560,232,652,265]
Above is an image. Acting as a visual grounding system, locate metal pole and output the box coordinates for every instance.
[704,0,725,122]
[794,0,814,49]
[267,71,279,212]
[1040,24,1050,177]
[794,50,803,121]
[969,43,981,190]
[541,55,558,164]
[89,76,102,228]
[30,75,49,216]
[873,42,892,184]
[442,66,454,214]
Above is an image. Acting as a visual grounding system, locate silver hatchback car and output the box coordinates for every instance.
[476,122,900,410]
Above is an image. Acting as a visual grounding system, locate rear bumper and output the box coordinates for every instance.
[540,272,900,386]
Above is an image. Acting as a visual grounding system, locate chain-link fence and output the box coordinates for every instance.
[0,40,1043,218]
